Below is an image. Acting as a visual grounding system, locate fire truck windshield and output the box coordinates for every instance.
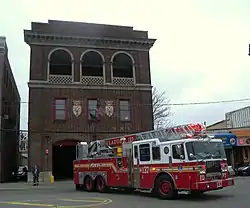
[185,141,226,160]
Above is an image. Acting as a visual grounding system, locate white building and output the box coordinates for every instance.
[225,106,250,128]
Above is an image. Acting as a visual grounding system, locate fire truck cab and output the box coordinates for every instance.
[73,123,234,199]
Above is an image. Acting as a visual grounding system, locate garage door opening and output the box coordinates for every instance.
[52,139,78,181]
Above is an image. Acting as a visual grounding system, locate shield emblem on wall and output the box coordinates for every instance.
[72,100,82,117]
[105,101,114,117]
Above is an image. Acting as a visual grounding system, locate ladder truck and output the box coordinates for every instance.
[73,123,234,199]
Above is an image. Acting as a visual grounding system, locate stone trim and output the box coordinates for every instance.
[28,81,152,91]
[24,30,156,52]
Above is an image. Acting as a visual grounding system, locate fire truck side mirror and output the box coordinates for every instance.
[189,153,194,159]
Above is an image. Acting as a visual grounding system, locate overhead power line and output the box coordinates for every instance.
[4,125,250,134]
[0,128,139,134]
[167,98,250,106]
[14,97,250,106]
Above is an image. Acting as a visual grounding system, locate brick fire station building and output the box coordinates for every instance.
[24,20,156,181]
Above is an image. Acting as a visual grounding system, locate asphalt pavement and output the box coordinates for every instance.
[0,177,249,208]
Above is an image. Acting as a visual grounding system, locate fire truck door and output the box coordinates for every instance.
[133,145,140,188]
[171,143,190,190]
[133,143,152,189]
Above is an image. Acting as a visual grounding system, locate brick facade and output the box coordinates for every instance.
[24,20,156,173]
[0,37,20,182]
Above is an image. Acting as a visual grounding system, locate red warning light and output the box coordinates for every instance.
[45,148,49,155]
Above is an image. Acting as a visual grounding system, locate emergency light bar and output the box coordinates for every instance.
[180,134,193,139]
[180,132,211,140]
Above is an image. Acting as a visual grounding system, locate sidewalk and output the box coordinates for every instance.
[0,180,73,191]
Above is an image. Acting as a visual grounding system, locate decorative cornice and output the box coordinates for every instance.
[24,30,156,52]
[28,81,152,91]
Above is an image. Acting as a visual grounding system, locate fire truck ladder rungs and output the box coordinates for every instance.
[86,123,205,157]
[134,124,204,142]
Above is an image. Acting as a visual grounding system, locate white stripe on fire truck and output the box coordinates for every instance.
[74,163,128,173]
[74,164,198,173]
[150,166,198,172]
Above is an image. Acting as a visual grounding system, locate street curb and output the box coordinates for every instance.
[0,181,73,191]
[234,176,250,179]
[0,186,56,191]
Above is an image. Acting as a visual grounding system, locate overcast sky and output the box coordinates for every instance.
[1,0,250,130]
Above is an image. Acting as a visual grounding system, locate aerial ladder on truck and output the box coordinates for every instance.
[84,123,206,158]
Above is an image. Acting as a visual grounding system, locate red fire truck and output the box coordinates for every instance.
[73,123,234,199]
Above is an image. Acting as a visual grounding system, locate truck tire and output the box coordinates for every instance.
[84,176,94,192]
[154,175,177,200]
[96,176,107,193]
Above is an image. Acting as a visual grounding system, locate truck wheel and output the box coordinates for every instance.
[84,176,94,192]
[154,175,177,200]
[96,176,107,193]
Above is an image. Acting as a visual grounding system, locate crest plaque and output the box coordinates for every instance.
[105,101,114,117]
[72,100,82,117]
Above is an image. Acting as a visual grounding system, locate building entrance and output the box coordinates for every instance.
[52,139,78,180]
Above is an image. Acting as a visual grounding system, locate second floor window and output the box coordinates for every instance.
[88,99,103,121]
[88,99,98,120]
[119,100,130,121]
[54,99,67,120]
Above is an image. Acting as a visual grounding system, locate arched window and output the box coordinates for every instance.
[81,51,103,77]
[49,49,72,75]
[112,53,133,78]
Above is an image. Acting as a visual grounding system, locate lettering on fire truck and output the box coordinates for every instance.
[74,162,128,173]
[106,135,136,146]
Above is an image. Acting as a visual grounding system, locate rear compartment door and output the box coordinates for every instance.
[126,149,133,187]
[133,145,140,188]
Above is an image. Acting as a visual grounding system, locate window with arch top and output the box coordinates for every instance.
[112,53,133,78]
[49,49,72,75]
[81,51,103,77]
